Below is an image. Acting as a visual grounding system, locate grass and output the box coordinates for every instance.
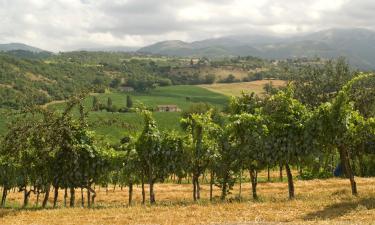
[199,79,287,96]
[88,111,183,143]
[48,85,228,111]
[77,85,228,142]
[1,172,375,224]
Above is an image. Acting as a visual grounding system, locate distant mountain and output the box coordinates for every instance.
[138,39,261,58]
[138,28,375,69]
[79,46,139,52]
[4,49,53,59]
[0,43,45,52]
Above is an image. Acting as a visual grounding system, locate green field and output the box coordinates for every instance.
[89,85,228,110]
[0,85,229,143]
[87,111,184,143]
[86,85,228,142]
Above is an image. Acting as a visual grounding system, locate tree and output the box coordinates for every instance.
[349,75,375,118]
[0,95,113,208]
[110,78,121,88]
[0,149,19,207]
[157,78,172,86]
[307,74,375,195]
[0,107,55,208]
[92,96,100,111]
[292,57,355,108]
[47,98,112,207]
[135,110,183,204]
[181,111,216,201]
[230,113,268,200]
[262,88,310,199]
[116,137,140,206]
[107,97,113,111]
[204,74,216,84]
[263,82,280,96]
[230,92,272,199]
[181,103,223,126]
[126,95,133,108]
[219,74,237,83]
[210,124,239,200]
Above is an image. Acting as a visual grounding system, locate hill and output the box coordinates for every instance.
[138,28,375,69]
[78,46,139,52]
[138,39,261,58]
[4,49,53,59]
[0,53,113,108]
[0,52,278,109]
[0,43,45,52]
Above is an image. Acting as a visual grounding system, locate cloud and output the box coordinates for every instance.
[0,0,373,51]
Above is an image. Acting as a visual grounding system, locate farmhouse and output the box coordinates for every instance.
[119,86,134,92]
[156,105,181,112]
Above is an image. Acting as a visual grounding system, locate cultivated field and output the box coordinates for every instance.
[199,79,287,96]
[1,175,374,225]
[48,85,229,112]
[0,85,229,143]
[0,81,289,139]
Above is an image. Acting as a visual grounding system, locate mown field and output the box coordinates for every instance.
[1,173,374,225]
[171,66,254,80]
[199,79,287,97]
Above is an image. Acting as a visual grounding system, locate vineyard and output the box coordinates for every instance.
[0,60,375,224]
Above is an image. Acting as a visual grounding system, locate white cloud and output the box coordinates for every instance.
[0,0,373,51]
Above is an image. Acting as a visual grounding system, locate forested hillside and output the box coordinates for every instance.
[0,54,110,108]
[0,51,300,109]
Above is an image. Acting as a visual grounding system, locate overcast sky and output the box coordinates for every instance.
[0,0,374,51]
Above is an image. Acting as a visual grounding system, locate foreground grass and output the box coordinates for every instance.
[1,176,375,224]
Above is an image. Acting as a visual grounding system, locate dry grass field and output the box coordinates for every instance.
[1,171,375,225]
[199,80,287,97]
[171,67,254,81]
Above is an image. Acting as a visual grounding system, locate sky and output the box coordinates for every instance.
[0,0,374,51]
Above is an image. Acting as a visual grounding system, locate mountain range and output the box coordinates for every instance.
[138,28,375,70]
[2,28,375,69]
